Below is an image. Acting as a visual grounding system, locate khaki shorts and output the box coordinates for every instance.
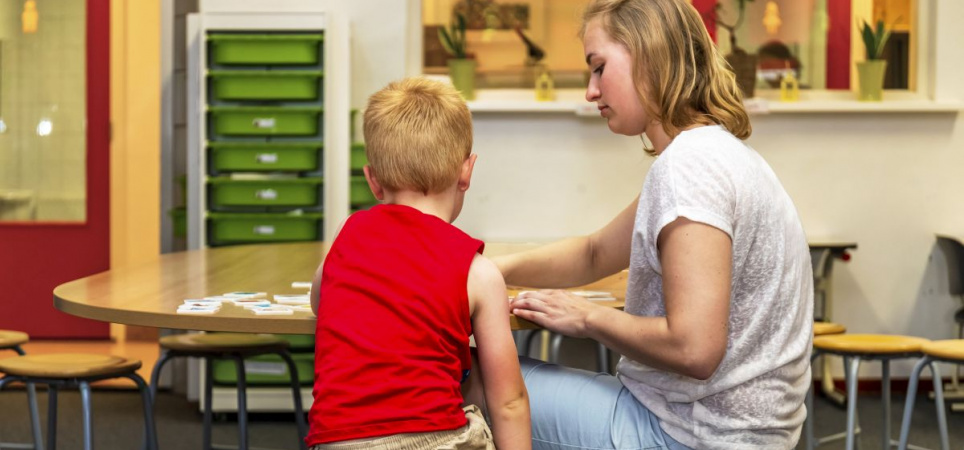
[309,405,494,450]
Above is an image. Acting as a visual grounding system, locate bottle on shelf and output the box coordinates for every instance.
[779,61,799,102]
[535,68,555,102]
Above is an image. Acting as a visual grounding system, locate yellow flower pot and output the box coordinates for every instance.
[856,60,887,102]
[447,59,477,101]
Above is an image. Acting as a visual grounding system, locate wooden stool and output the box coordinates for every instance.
[0,353,157,450]
[149,333,307,450]
[0,330,44,450]
[805,322,847,450]
[896,340,964,450]
[811,334,929,450]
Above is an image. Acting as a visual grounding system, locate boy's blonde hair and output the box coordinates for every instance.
[363,77,473,194]
[581,0,751,147]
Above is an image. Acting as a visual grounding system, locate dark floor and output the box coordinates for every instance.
[0,387,961,449]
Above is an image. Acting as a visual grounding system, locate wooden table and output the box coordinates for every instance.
[53,242,627,334]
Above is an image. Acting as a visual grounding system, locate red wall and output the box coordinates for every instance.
[826,0,852,89]
[0,0,110,339]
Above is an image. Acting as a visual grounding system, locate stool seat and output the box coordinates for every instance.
[813,334,930,355]
[160,333,289,354]
[0,330,29,349]
[0,353,141,379]
[813,322,846,336]
[920,339,964,361]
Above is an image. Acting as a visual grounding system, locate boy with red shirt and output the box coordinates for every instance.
[307,78,531,450]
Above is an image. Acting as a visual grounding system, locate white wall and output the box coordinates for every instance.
[357,0,964,378]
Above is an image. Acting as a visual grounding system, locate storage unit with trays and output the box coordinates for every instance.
[186,7,351,413]
[349,142,378,212]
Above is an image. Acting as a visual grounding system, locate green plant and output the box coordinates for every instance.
[859,19,891,60]
[438,13,469,59]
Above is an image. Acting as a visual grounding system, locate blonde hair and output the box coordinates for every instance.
[363,77,473,194]
[581,0,751,148]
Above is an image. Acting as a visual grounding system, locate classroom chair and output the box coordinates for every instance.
[933,236,964,411]
[0,330,43,449]
[0,353,157,450]
[811,334,929,450]
[896,339,963,450]
[148,332,307,450]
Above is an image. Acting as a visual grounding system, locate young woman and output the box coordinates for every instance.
[496,1,813,448]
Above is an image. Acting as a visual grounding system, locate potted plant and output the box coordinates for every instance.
[438,13,476,101]
[856,19,891,101]
[716,0,757,99]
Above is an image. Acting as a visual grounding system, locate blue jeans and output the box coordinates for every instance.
[520,357,690,450]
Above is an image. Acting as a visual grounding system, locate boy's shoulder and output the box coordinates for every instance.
[467,253,504,293]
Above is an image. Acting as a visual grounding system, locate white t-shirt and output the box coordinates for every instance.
[617,125,813,449]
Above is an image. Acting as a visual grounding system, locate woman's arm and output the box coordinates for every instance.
[309,263,323,316]
[494,196,638,288]
[468,255,531,450]
[510,218,732,380]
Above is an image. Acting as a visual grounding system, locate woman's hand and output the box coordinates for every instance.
[509,290,602,338]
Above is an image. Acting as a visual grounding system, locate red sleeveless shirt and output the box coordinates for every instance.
[306,204,485,445]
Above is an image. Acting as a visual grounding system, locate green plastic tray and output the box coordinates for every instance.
[208,177,322,207]
[208,71,323,101]
[211,352,314,386]
[208,34,324,66]
[350,175,376,206]
[349,143,367,171]
[168,207,187,238]
[207,213,323,244]
[279,334,314,349]
[209,106,323,136]
[209,142,321,172]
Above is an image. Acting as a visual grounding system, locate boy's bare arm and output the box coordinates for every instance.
[468,255,531,450]
[309,263,323,316]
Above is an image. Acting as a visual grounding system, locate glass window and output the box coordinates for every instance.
[422,0,918,94]
[0,0,87,222]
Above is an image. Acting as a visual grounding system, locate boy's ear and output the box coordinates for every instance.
[458,154,478,192]
[363,165,385,201]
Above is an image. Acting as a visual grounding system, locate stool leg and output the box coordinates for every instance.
[549,333,564,363]
[148,351,176,403]
[48,385,58,450]
[882,359,890,450]
[845,356,861,450]
[596,343,610,374]
[233,355,249,450]
[202,358,214,450]
[897,357,927,450]
[929,362,949,450]
[128,373,158,450]
[523,331,539,358]
[79,381,94,450]
[277,351,308,450]
[13,345,44,450]
[26,382,43,450]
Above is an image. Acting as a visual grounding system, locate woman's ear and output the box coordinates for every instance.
[363,165,385,200]
[458,154,478,192]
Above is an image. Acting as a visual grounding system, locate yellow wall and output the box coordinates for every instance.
[110,0,161,340]
[110,0,160,269]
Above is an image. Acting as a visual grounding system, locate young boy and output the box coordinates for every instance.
[307,78,531,450]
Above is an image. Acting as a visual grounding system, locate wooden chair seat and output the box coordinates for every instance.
[159,333,289,354]
[813,334,929,355]
[0,330,29,349]
[0,353,141,379]
[920,339,964,362]
[813,322,846,336]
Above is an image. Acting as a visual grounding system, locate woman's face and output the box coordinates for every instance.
[583,18,650,136]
